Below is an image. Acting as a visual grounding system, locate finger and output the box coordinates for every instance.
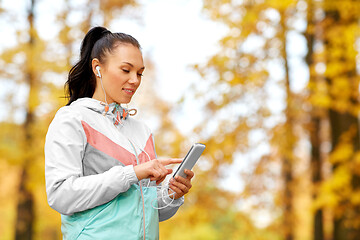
[150,169,161,181]
[174,175,191,187]
[159,164,170,176]
[153,166,169,184]
[168,188,177,199]
[159,158,183,166]
[174,175,187,184]
[169,184,183,199]
[184,169,194,179]
[150,176,157,181]
[156,175,166,185]
[170,178,189,194]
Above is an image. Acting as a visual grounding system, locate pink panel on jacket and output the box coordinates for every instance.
[81,121,155,166]
[138,136,156,164]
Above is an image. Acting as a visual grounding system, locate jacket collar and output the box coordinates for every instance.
[70,98,130,125]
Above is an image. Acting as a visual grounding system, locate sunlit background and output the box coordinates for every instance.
[1,0,360,239]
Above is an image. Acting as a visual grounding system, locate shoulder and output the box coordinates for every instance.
[47,105,86,137]
[51,105,83,125]
[45,106,88,152]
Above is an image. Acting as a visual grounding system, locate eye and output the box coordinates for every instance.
[122,69,130,73]
[137,73,143,77]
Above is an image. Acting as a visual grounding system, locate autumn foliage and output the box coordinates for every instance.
[1,0,360,240]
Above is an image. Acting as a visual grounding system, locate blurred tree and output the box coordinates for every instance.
[13,0,37,238]
[321,0,360,239]
[304,0,326,239]
[137,50,268,240]
[196,0,305,239]
[1,0,359,239]
[196,1,360,240]
[278,5,295,240]
[0,0,138,239]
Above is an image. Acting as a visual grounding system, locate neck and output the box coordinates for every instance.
[92,90,113,105]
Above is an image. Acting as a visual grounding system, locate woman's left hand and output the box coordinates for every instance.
[168,169,194,199]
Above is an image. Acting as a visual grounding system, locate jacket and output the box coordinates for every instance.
[45,97,183,239]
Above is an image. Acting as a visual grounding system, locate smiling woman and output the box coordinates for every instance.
[91,45,145,104]
[65,27,143,106]
[44,26,195,240]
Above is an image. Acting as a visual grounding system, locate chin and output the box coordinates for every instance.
[117,99,131,104]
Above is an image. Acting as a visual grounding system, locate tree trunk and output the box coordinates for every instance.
[305,1,324,239]
[15,0,36,239]
[329,111,359,240]
[279,9,294,240]
[323,3,360,239]
[15,168,34,240]
[310,117,324,240]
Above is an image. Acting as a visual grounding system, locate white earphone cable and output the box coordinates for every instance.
[128,139,177,210]
[100,76,108,106]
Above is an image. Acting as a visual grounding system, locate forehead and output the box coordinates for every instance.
[106,44,144,68]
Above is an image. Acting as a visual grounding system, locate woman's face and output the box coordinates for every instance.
[93,43,144,104]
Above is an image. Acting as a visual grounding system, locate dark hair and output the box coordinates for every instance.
[65,26,141,105]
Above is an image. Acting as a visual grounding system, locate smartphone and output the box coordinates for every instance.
[172,143,206,178]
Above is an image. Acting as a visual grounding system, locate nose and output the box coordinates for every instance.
[128,73,140,85]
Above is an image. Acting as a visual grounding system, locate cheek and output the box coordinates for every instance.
[109,78,121,88]
[107,72,125,87]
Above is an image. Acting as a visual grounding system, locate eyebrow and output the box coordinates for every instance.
[122,62,145,70]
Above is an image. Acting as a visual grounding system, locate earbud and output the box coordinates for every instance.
[95,66,101,78]
[96,65,108,114]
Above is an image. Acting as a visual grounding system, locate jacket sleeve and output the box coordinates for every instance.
[45,107,138,215]
[157,186,184,221]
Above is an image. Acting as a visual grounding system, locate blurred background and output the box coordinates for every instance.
[1,0,360,239]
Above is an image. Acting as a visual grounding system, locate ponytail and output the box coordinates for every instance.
[65,26,140,105]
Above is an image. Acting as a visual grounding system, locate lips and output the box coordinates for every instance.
[123,88,135,95]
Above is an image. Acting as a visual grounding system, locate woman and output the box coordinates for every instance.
[45,26,194,240]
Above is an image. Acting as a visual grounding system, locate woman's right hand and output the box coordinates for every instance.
[133,159,182,185]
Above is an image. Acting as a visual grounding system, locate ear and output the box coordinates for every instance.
[91,58,101,77]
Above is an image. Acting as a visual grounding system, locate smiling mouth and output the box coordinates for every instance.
[123,88,135,94]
